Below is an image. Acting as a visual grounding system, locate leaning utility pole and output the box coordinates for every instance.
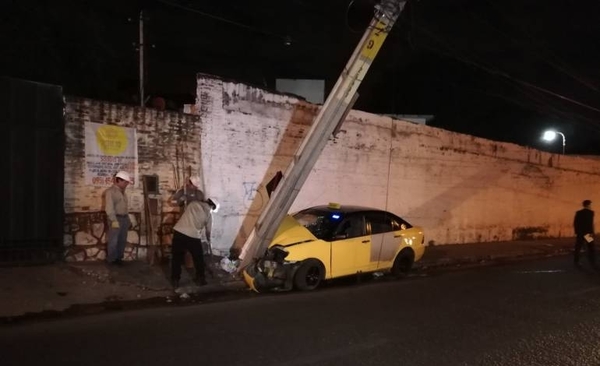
[139,10,145,107]
[238,0,407,270]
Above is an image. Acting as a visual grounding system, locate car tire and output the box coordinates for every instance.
[391,249,414,279]
[293,259,325,291]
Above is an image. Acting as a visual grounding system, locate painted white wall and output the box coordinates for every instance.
[196,74,600,255]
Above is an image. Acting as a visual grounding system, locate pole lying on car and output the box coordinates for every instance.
[238,0,407,271]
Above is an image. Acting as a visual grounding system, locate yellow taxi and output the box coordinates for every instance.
[242,203,425,292]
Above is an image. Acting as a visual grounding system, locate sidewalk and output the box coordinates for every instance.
[0,238,574,322]
[418,237,573,269]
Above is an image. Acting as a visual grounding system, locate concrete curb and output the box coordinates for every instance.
[0,279,251,326]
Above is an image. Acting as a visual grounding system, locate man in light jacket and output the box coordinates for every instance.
[104,171,133,265]
[171,194,218,289]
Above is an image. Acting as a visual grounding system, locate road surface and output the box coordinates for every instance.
[2,256,600,366]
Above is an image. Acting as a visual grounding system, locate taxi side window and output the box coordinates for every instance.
[335,214,365,239]
[367,211,393,234]
[391,214,412,231]
[392,220,407,231]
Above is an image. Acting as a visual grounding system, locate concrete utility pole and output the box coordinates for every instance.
[238,0,407,270]
[139,10,145,107]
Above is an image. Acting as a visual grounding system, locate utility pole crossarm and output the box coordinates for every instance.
[238,0,407,270]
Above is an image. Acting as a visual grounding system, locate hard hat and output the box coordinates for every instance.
[189,175,202,188]
[207,198,220,213]
[115,170,133,183]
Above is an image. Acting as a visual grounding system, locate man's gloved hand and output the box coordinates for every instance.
[111,221,120,229]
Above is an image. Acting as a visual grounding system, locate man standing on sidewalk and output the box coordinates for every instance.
[171,192,218,289]
[573,199,596,269]
[104,171,133,265]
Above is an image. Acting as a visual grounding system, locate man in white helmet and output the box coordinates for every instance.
[171,175,205,209]
[171,197,218,288]
[103,170,133,265]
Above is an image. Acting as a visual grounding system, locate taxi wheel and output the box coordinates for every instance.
[391,250,414,279]
[294,259,324,291]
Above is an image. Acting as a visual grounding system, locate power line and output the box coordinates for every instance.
[481,0,599,93]
[412,23,600,116]
[510,80,600,133]
[154,0,333,54]
[400,18,600,136]
[155,0,287,41]
[419,45,600,144]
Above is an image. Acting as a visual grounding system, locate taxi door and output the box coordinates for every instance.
[365,211,401,270]
[330,213,374,278]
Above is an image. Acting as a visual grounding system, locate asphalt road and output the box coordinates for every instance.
[2,256,600,366]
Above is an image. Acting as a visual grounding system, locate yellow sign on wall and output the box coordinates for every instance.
[95,125,128,156]
[85,122,138,187]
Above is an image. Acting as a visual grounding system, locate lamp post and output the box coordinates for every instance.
[542,130,566,155]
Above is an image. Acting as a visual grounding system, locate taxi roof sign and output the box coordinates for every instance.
[328,202,341,209]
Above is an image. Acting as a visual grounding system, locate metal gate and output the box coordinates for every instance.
[0,77,64,264]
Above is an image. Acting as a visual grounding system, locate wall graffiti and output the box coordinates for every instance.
[243,181,258,201]
[242,181,265,213]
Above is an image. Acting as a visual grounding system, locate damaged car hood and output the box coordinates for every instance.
[269,215,317,247]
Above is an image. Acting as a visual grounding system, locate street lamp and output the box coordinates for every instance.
[542,130,566,155]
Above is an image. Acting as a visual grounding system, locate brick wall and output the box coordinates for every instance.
[195,74,600,253]
[64,97,200,261]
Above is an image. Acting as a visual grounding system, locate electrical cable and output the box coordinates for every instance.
[415,37,600,137]
[481,0,599,93]
[412,23,600,116]
[155,0,288,41]
[346,0,365,34]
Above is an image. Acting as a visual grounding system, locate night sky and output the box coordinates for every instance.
[3,0,600,154]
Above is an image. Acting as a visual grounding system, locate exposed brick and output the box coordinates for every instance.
[64,97,200,260]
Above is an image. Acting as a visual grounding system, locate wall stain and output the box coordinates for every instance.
[512,226,549,240]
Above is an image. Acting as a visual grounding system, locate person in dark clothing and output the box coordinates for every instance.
[573,199,596,269]
[170,197,218,289]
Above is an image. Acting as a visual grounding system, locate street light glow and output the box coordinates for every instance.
[542,130,557,142]
[542,129,566,154]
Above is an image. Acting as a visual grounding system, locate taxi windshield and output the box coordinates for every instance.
[292,209,343,240]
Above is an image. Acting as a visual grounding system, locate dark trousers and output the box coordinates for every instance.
[171,231,206,281]
[574,235,596,267]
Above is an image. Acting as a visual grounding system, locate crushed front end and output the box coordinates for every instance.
[242,246,296,293]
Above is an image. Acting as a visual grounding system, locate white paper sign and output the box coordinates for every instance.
[85,122,138,187]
